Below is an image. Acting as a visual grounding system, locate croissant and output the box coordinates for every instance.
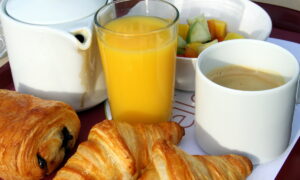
[54,119,184,180]
[0,89,81,180]
[139,140,253,180]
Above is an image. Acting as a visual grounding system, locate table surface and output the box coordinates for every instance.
[0,1,299,180]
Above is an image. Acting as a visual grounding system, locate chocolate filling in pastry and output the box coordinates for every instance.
[36,127,74,170]
[37,154,47,170]
[62,127,73,150]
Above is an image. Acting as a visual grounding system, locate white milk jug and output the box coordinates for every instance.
[0,0,108,111]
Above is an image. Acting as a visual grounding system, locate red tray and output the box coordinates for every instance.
[0,2,299,179]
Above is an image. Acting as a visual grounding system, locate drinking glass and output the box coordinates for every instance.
[95,0,179,123]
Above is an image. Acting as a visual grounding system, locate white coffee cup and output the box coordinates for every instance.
[194,39,300,165]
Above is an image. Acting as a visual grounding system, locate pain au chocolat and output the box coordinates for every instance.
[0,89,80,180]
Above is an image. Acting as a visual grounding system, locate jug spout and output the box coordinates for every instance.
[71,27,93,51]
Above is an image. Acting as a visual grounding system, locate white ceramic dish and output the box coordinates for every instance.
[168,0,272,91]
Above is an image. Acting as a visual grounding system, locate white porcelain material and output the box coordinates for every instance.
[194,39,300,165]
[169,0,272,91]
[0,0,108,111]
[6,0,105,25]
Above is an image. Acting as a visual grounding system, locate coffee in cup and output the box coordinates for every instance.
[206,65,285,91]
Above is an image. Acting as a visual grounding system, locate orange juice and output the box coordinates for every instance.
[97,16,177,123]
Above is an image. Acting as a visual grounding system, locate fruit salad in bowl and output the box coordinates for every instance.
[170,0,272,91]
[177,15,244,58]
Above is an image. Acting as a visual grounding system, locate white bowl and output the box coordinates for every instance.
[170,0,272,91]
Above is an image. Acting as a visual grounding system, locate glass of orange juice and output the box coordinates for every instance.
[94,0,178,123]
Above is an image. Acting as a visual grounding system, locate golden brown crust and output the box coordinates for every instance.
[0,89,81,180]
[139,140,253,180]
[54,120,184,180]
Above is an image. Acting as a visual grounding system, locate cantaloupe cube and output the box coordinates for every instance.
[184,46,198,58]
[207,20,216,39]
[207,19,227,41]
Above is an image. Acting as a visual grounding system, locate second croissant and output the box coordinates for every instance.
[139,140,253,180]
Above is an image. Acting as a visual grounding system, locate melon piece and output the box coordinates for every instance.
[224,32,245,40]
[178,24,189,40]
[207,19,227,41]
